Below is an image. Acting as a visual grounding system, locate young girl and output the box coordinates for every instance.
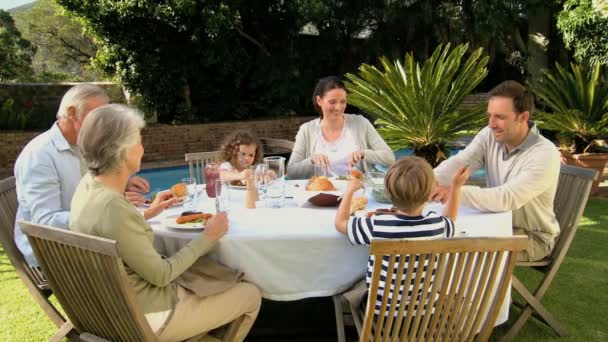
[219,130,264,185]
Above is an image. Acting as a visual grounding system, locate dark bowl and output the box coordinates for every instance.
[308,193,342,206]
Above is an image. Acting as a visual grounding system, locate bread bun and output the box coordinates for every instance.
[350,196,368,215]
[306,176,336,191]
[170,183,188,198]
[350,169,363,180]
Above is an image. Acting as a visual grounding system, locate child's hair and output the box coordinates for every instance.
[219,130,264,169]
[384,156,435,212]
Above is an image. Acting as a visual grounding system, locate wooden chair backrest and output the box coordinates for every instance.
[185,150,221,185]
[259,138,295,154]
[550,164,597,262]
[19,221,158,341]
[0,177,48,288]
[361,236,527,342]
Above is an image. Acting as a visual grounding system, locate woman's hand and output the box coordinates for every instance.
[204,212,229,241]
[348,150,365,168]
[311,154,330,166]
[143,190,180,220]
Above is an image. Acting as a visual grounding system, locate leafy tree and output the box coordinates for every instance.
[557,0,608,65]
[0,9,35,82]
[12,0,98,81]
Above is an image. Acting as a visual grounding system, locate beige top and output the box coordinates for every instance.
[287,114,395,179]
[70,173,217,329]
[434,123,561,245]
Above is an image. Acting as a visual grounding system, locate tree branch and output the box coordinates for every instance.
[235,27,270,56]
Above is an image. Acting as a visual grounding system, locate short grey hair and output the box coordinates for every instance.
[78,104,146,175]
[56,84,110,120]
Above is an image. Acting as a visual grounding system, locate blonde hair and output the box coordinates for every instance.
[384,156,435,212]
[219,130,263,170]
[56,84,110,120]
[78,104,145,175]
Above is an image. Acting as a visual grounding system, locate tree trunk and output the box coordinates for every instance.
[527,4,551,80]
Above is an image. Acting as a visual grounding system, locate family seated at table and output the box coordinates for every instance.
[12,76,562,339]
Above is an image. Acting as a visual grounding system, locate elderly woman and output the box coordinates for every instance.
[287,76,395,179]
[70,104,261,342]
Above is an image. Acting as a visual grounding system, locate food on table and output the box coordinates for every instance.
[176,212,213,224]
[306,176,336,191]
[350,196,368,215]
[350,169,363,180]
[170,183,188,198]
[366,207,398,218]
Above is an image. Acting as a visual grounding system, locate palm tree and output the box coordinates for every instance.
[344,43,489,167]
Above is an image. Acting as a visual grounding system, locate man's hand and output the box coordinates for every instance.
[126,176,150,194]
[125,191,146,206]
[430,185,451,203]
[348,150,365,168]
[204,212,229,241]
[143,190,180,220]
[311,154,330,166]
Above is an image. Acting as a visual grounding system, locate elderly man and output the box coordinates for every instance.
[431,80,561,261]
[13,84,161,266]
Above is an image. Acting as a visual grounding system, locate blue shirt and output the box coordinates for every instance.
[14,122,84,266]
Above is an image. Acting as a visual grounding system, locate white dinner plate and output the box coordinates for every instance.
[162,214,206,230]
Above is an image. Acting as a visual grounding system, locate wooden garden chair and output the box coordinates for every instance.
[0,177,77,341]
[19,220,245,342]
[259,137,294,156]
[349,237,526,342]
[185,150,221,185]
[501,164,598,341]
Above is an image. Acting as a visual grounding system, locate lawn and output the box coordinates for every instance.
[1,199,607,341]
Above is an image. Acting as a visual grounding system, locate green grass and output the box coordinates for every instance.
[1,200,607,341]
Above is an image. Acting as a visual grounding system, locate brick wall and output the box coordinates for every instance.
[0,116,314,178]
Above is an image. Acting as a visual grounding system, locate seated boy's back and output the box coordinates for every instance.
[335,156,469,319]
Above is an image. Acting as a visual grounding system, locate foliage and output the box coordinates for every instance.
[12,0,99,81]
[529,62,608,154]
[0,97,57,131]
[557,0,608,65]
[0,9,35,82]
[344,43,488,167]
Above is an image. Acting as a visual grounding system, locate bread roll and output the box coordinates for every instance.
[350,196,368,215]
[306,176,336,191]
[170,183,188,198]
[350,169,363,180]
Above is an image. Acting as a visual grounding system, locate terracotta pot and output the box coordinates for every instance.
[561,152,608,194]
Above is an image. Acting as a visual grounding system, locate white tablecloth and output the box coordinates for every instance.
[149,180,513,324]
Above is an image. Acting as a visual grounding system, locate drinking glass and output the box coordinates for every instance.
[214,179,230,212]
[181,176,198,210]
[263,156,285,208]
[313,163,328,177]
[204,162,220,198]
[254,164,269,200]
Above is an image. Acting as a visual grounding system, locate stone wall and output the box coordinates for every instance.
[0,116,314,178]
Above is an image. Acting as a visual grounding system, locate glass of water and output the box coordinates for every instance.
[181,176,198,210]
[263,156,286,208]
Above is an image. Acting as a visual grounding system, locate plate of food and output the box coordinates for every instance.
[163,211,213,230]
[293,176,348,207]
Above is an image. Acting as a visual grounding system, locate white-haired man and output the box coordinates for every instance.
[13,84,159,266]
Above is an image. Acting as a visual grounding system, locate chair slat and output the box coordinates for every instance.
[360,237,527,342]
[185,151,220,185]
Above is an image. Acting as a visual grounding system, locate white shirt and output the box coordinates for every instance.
[14,123,84,266]
[315,127,358,175]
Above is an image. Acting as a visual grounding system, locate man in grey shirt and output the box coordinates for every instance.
[431,80,561,261]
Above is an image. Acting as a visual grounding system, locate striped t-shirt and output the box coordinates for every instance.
[347,211,455,316]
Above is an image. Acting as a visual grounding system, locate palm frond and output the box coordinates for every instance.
[344,43,488,151]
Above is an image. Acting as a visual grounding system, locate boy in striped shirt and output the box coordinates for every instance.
[335,156,469,321]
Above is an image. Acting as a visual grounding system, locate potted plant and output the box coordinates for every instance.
[528,62,608,193]
[344,43,489,167]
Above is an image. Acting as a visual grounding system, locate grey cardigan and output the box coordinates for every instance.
[287,114,395,179]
